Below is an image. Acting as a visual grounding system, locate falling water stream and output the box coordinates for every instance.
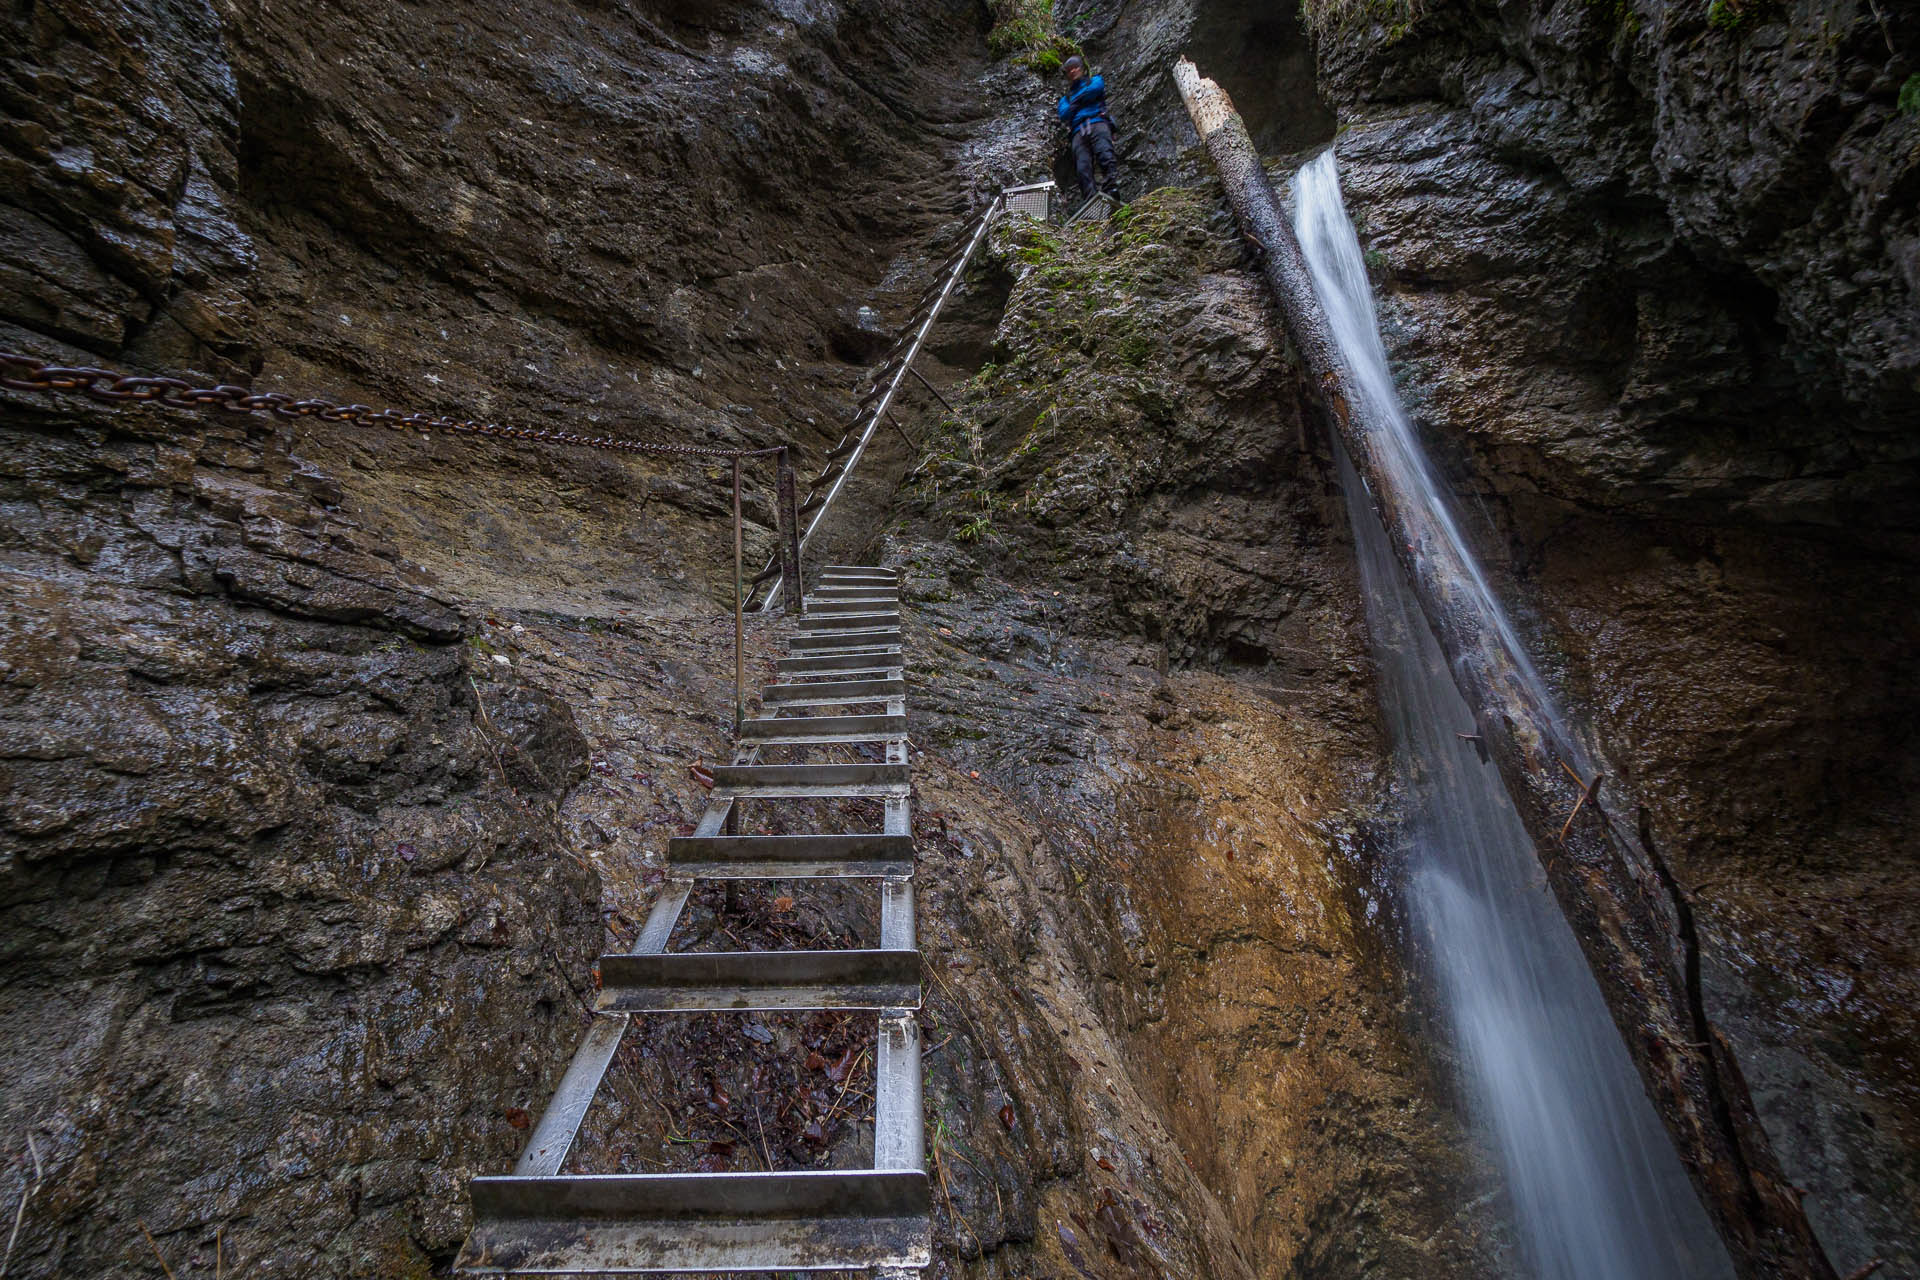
[1291,152,1734,1280]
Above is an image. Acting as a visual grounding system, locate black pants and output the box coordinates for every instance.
[1072,120,1117,197]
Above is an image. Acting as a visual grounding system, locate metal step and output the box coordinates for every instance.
[595,947,920,1013]
[772,666,902,685]
[818,570,899,583]
[739,713,906,744]
[798,610,900,629]
[810,586,901,599]
[805,597,899,614]
[787,629,902,652]
[764,677,904,704]
[821,565,899,576]
[814,579,898,591]
[459,1170,932,1274]
[777,650,903,674]
[710,761,908,798]
[667,832,915,879]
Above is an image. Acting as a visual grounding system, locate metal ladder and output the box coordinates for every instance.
[455,566,926,1274]
[751,182,1065,610]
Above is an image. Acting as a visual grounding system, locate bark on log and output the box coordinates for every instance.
[1170,57,1834,1280]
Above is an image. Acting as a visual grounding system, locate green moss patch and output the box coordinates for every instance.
[986,0,1080,72]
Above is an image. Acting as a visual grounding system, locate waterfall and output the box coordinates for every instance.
[1292,152,1733,1280]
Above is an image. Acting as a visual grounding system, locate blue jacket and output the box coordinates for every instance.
[1057,75,1112,135]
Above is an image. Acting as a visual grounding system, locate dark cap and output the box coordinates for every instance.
[1063,55,1086,75]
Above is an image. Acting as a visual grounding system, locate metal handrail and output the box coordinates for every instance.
[752,187,1040,609]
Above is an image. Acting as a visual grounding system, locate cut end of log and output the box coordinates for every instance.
[1172,57,1236,140]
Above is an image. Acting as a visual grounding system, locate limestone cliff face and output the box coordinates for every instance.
[0,409,600,1278]
[5,0,1916,1276]
[891,190,1509,1277]
[0,1,994,1275]
[1292,0,1920,1271]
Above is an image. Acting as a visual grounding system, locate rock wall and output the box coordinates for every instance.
[0,0,1003,1275]
[8,0,1915,1275]
[891,191,1511,1277]
[1290,0,1919,1271]
[0,406,598,1277]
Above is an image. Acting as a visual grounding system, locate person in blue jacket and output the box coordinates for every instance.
[1057,55,1120,200]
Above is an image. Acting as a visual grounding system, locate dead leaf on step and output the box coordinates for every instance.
[826,1046,857,1082]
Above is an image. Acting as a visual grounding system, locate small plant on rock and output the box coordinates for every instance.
[1299,0,1427,40]
[987,0,1080,73]
[1706,0,1777,29]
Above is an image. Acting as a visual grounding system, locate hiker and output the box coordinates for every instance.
[1057,55,1119,201]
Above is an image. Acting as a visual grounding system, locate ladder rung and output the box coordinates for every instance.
[458,1170,931,1274]
[710,761,906,788]
[595,948,920,1013]
[804,597,898,614]
[667,832,914,879]
[786,629,902,652]
[798,612,901,631]
[739,713,906,744]
[810,584,899,597]
[764,678,904,703]
[774,667,901,684]
[777,651,902,673]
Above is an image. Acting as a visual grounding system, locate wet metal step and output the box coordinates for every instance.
[773,665,902,684]
[710,761,908,798]
[739,713,906,745]
[458,1170,931,1273]
[787,629,902,652]
[594,948,922,1012]
[666,832,915,879]
[798,611,902,631]
[811,585,901,599]
[805,597,900,614]
[777,650,903,674]
[814,575,894,591]
[764,677,905,704]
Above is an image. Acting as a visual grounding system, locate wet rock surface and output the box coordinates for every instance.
[1298,0,1920,1270]
[6,0,1918,1275]
[881,191,1510,1276]
[0,408,598,1278]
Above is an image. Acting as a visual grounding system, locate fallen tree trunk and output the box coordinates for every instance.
[1170,58,1835,1280]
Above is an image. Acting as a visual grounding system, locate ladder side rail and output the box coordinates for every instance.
[511,743,759,1177]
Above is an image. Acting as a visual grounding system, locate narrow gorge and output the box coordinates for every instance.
[2,1,1914,1278]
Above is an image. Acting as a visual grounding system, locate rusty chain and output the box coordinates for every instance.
[0,352,787,460]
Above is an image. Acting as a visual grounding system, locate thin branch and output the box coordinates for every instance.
[137,1220,177,1280]
[0,1132,43,1280]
